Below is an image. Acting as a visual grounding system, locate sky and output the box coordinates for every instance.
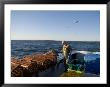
[11,10,100,41]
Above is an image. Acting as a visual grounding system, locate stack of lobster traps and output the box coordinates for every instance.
[11,50,57,77]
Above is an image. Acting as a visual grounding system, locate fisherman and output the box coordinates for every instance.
[62,41,72,72]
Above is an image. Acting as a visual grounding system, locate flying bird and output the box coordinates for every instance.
[73,18,79,24]
[75,20,79,23]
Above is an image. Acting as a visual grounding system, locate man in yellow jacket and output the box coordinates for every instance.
[62,41,72,72]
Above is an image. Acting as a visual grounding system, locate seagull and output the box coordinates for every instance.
[73,18,79,24]
[75,20,79,23]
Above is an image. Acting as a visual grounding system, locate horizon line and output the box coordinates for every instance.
[11,39,100,42]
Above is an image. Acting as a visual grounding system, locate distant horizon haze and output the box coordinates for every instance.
[11,39,100,42]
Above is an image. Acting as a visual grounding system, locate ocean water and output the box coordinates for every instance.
[11,40,100,58]
[11,40,100,75]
